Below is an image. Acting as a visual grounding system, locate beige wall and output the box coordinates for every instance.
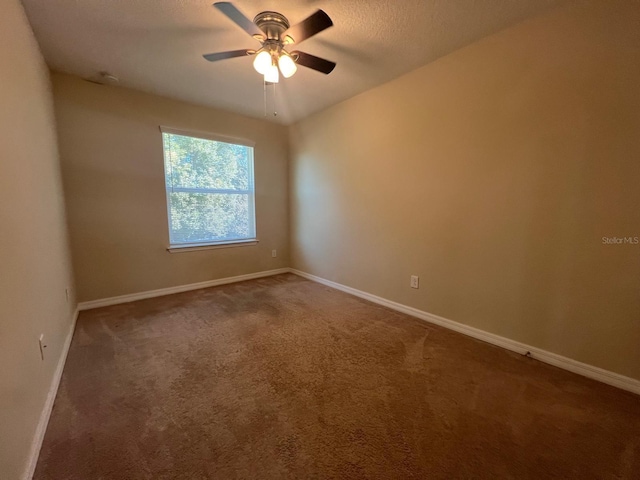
[2,1,635,476]
[52,73,289,302]
[290,0,640,380]
[0,1,76,478]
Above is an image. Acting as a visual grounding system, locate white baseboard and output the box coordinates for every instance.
[23,307,79,480]
[78,268,291,310]
[290,269,640,396]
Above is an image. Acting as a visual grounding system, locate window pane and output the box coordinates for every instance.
[168,192,253,244]
[163,133,252,191]
[162,131,256,246]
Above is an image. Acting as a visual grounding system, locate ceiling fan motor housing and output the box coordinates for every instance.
[254,11,290,43]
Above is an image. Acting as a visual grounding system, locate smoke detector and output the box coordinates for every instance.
[85,71,119,85]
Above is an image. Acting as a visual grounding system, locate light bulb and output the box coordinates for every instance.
[264,63,279,83]
[278,53,297,78]
[253,50,272,74]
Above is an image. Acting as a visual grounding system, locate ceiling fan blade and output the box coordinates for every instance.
[283,10,333,45]
[203,49,255,62]
[292,51,336,74]
[213,2,264,39]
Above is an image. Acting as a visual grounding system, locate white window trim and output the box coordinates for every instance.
[167,239,259,253]
[161,126,257,251]
[159,126,255,148]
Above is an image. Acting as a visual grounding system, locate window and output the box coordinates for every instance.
[161,127,256,250]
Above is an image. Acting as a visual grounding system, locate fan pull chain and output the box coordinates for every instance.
[263,79,267,117]
[273,82,277,117]
[262,80,278,118]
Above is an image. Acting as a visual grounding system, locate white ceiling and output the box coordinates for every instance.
[22,0,560,124]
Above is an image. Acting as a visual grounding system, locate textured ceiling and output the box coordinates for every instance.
[22,0,560,124]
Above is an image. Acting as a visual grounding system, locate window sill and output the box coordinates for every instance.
[167,239,259,253]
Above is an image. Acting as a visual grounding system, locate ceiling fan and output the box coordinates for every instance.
[202,2,336,83]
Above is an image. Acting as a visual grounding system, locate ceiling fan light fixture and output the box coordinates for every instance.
[264,63,279,83]
[278,53,297,78]
[206,3,335,81]
[253,50,272,74]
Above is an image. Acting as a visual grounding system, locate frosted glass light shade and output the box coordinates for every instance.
[278,54,297,78]
[253,50,272,74]
[264,63,279,83]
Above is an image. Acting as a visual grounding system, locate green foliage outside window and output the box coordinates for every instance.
[162,132,255,245]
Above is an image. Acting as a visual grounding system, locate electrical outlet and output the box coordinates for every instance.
[410,275,419,289]
[38,334,47,361]
[272,249,277,258]
[65,287,71,303]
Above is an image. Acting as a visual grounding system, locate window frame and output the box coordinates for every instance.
[160,126,258,252]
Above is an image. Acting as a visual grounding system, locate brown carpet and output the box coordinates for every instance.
[35,273,640,479]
